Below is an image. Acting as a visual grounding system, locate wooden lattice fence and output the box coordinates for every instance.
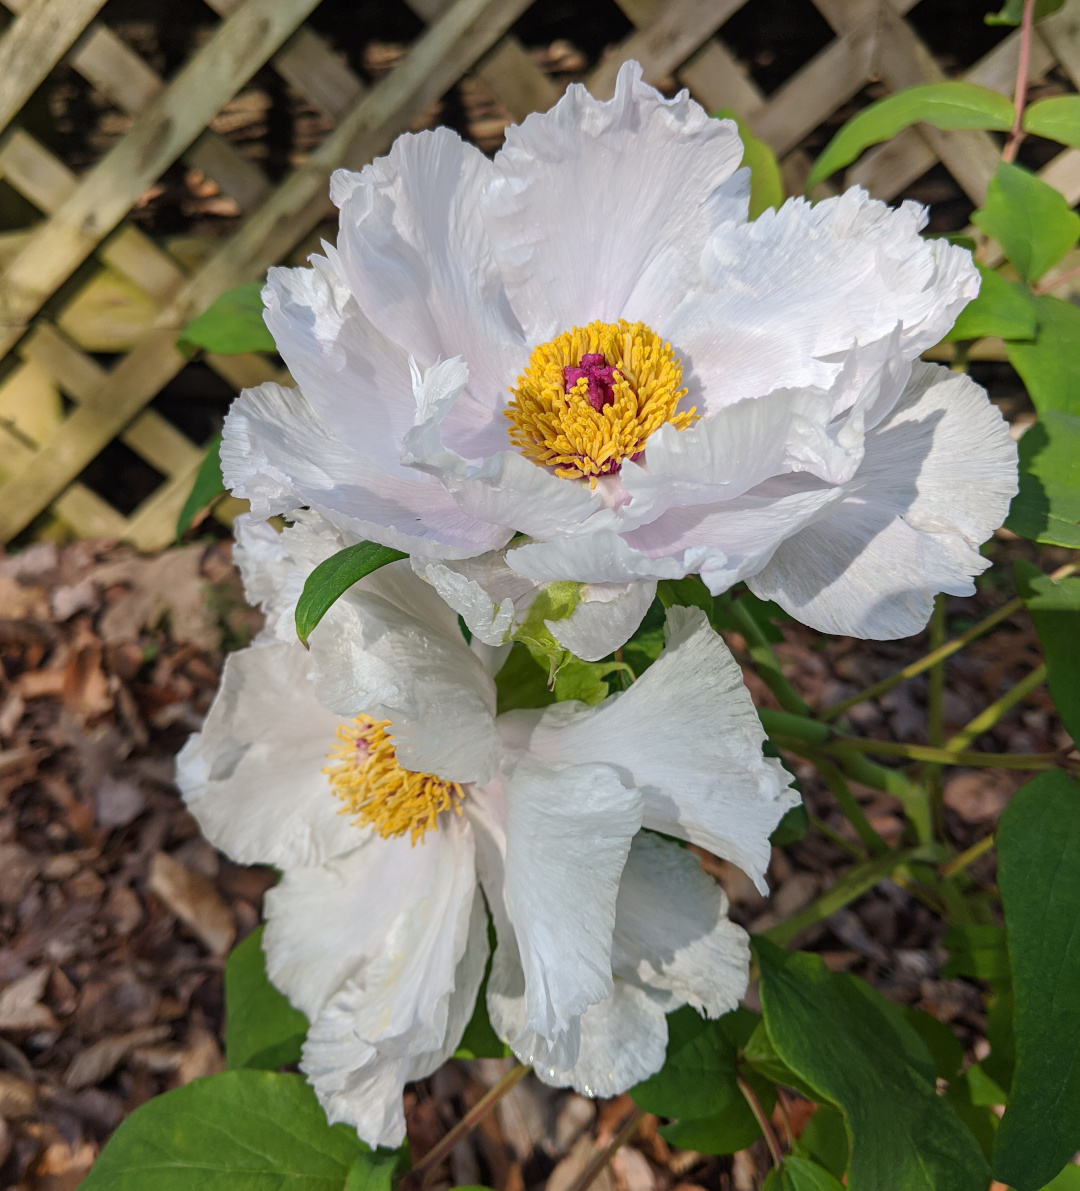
[0,0,1079,549]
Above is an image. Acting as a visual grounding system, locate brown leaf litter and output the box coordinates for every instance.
[0,533,1074,1191]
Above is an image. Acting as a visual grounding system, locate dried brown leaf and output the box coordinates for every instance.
[148,851,235,956]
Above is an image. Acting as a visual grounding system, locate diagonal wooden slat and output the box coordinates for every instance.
[0,0,324,358]
[0,0,108,131]
[0,0,536,543]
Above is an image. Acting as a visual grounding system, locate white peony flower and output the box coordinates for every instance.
[223,61,1016,642]
[177,516,797,1145]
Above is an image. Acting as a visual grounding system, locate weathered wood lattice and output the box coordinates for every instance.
[0,0,1078,549]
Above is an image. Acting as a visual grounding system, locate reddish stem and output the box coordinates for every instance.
[738,1076,783,1170]
[1002,0,1036,163]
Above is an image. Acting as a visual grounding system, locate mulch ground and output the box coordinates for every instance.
[0,531,1075,1191]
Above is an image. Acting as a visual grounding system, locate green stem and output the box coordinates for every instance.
[945,664,1047,753]
[563,1107,646,1191]
[737,1077,782,1169]
[814,757,889,856]
[809,814,865,859]
[761,848,915,947]
[819,598,1024,721]
[823,738,1057,769]
[941,834,995,879]
[924,594,947,841]
[732,599,811,716]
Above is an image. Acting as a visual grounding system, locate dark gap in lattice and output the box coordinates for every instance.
[1017,132,1074,173]
[150,360,240,447]
[512,0,634,65]
[905,0,1012,75]
[77,437,167,515]
[307,0,425,82]
[718,0,834,97]
[100,0,214,79]
[898,161,976,234]
[0,177,42,235]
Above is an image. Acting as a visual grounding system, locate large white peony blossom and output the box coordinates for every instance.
[177,516,797,1146]
[223,61,1017,642]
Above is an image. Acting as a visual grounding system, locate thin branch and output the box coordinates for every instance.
[819,598,1023,720]
[823,737,1058,769]
[412,1063,528,1180]
[941,833,995,879]
[563,1107,647,1191]
[945,663,1047,752]
[814,756,889,856]
[737,1077,783,1169]
[1034,258,1080,295]
[1002,0,1036,163]
[809,813,865,859]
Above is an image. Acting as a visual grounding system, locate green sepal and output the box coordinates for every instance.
[178,282,277,355]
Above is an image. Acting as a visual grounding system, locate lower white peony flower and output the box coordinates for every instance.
[222,60,1016,643]
[177,517,797,1146]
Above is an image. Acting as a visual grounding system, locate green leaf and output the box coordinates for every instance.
[79,1070,367,1190]
[986,0,1065,25]
[630,1005,757,1119]
[941,924,1010,981]
[178,282,277,355]
[993,771,1080,1189]
[901,1007,964,1079]
[1014,559,1080,743]
[715,108,784,218]
[176,434,226,538]
[793,1105,848,1180]
[769,800,809,847]
[344,1146,409,1191]
[807,83,1014,188]
[973,163,1080,283]
[225,926,307,1071]
[1007,296,1080,414]
[1005,410,1080,547]
[1024,95,1080,149]
[494,642,555,714]
[1041,1166,1080,1190]
[756,939,991,1191]
[943,264,1037,342]
[967,1062,1009,1107]
[295,542,408,646]
[635,1005,775,1154]
[656,576,715,621]
[762,1156,845,1191]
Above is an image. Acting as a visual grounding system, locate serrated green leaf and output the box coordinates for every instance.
[762,1156,845,1191]
[1014,560,1080,744]
[176,434,226,538]
[973,163,1080,283]
[994,771,1080,1189]
[1007,296,1080,415]
[807,83,1014,188]
[178,282,277,355]
[1006,410,1080,548]
[225,926,307,1071]
[79,1070,365,1190]
[715,108,784,218]
[295,542,408,646]
[756,939,990,1191]
[794,1105,848,1181]
[986,0,1065,24]
[1024,95,1080,148]
[943,264,1037,342]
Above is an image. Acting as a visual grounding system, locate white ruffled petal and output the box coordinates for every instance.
[300,883,488,1149]
[176,641,357,870]
[231,515,292,637]
[663,189,978,415]
[222,382,510,559]
[748,362,1018,638]
[548,580,656,661]
[612,832,749,1017]
[508,529,699,585]
[309,564,500,785]
[263,813,476,1030]
[485,60,745,341]
[521,607,798,892]
[262,249,416,467]
[333,128,525,441]
[503,756,642,1048]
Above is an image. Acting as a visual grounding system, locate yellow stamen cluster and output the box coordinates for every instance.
[505,319,695,483]
[324,716,464,845]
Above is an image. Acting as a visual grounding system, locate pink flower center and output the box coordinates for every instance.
[563,353,618,412]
